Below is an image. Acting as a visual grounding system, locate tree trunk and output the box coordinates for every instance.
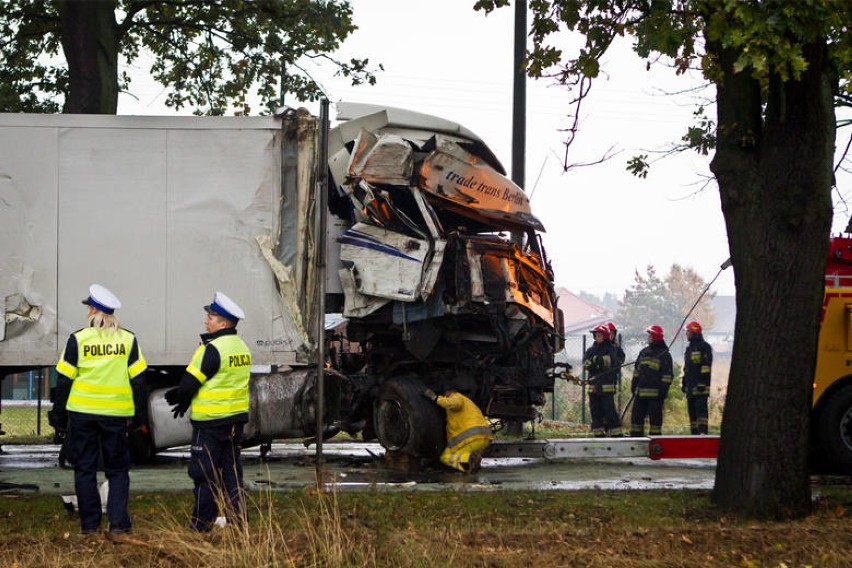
[58,0,119,114]
[710,39,835,519]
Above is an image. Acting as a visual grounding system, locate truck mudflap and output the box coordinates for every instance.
[484,436,720,461]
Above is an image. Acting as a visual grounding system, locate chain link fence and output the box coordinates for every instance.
[540,335,644,427]
[540,334,728,434]
[0,368,56,442]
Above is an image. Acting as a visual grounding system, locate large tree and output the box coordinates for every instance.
[617,264,715,345]
[475,0,851,518]
[0,0,378,114]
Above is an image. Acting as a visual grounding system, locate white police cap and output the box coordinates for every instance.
[204,291,245,322]
[82,284,122,315]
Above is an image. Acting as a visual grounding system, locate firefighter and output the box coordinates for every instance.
[682,320,713,434]
[165,291,251,532]
[583,324,622,437]
[606,321,626,369]
[423,389,493,472]
[630,325,673,436]
[605,321,626,416]
[55,284,147,534]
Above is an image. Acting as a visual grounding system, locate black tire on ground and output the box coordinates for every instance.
[816,384,852,474]
[374,377,446,458]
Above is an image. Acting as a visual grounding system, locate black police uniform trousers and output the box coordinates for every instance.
[68,411,132,533]
[189,422,245,531]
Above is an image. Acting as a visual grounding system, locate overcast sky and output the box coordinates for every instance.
[118,1,852,299]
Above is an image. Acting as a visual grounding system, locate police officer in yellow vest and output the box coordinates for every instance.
[165,291,251,532]
[423,389,493,473]
[55,284,147,534]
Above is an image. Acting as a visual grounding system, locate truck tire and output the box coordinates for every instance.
[816,384,852,474]
[374,377,445,458]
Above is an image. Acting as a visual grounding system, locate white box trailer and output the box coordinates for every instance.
[0,111,322,370]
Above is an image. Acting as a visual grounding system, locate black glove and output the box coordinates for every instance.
[164,388,180,406]
[171,399,190,419]
[47,408,68,434]
[165,388,190,418]
[422,388,437,402]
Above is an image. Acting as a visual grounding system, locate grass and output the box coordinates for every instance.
[1,487,850,567]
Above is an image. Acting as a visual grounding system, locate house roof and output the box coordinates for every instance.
[556,288,613,335]
[708,295,736,335]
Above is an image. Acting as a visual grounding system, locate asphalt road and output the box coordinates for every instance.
[0,440,718,496]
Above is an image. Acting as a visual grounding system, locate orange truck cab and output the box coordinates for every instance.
[813,235,852,473]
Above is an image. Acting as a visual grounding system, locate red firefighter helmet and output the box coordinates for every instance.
[605,321,617,337]
[644,325,664,342]
[685,321,702,334]
[590,324,611,340]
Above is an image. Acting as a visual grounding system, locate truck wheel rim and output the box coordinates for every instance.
[376,399,409,451]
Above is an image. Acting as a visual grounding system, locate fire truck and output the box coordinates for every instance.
[813,235,852,473]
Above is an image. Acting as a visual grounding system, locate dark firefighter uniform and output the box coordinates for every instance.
[683,325,713,435]
[166,292,251,532]
[434,391,494,472]
[630,332,673,436]
[583,329,622,436]
[55,285,147,534]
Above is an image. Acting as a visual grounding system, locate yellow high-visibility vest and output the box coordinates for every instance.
[186,334,251,421]
[57,327,146,417]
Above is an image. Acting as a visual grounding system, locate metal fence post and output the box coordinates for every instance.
[36,368,43,435]
[581,334,587,424]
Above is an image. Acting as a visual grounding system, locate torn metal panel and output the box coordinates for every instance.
[338,223,429,302]
[347,129,413,186]
[338,267,389,317]
[334,102,504,174]
[2,294,42,342]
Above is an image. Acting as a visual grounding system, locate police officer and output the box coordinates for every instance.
[630,325,673,436]
[423,388,494,473]
[165,291,252,532]
[583,324,622,437]
[683,320,713,434]
[55,284,147,534]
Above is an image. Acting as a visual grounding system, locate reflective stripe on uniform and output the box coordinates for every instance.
[447,425,492,449]
[638,388,659,398]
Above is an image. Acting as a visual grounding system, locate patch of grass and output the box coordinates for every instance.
[2,488,850,567]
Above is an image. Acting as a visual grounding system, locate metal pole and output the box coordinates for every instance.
[314,99,330,482]
[581,334,587,424]
[511,0,527,188]
[36,368,43,435]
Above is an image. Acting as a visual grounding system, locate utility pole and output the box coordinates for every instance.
[511,0,527,188]
[507,0,528,438]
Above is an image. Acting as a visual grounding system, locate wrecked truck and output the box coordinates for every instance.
[0,103,563,461]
